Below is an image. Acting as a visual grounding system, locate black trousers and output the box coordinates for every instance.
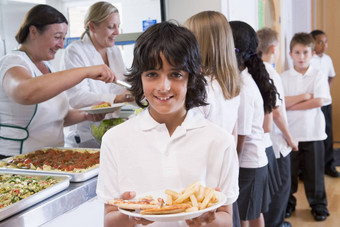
[264,153,291,227]
[288,141,328,210]
[322,104,336,169]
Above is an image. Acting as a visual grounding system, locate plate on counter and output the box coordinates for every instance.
[0,147,100,182]
[118,189,227,222]
[0,171,70,221]
[81,103,125,114]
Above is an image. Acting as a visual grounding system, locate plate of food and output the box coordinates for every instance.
[107,181,227,222]
[80,102,125,114]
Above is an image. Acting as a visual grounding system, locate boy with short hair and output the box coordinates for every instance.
[310,30,339,177]
[281,32,331,221]
[257,27,298,227]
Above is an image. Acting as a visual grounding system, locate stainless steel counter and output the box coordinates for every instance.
[0,176,98,227]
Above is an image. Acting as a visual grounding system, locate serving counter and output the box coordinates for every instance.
[0,176,98,227]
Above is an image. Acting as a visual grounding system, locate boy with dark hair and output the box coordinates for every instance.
[282,32,331,221]
[310,29,339,177]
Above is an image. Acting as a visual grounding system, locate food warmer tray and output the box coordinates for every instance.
[0,171,70,222]
[0,148,100,182]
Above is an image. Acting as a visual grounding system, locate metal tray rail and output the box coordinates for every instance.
[0,148,100,182]
[0,171,70,222]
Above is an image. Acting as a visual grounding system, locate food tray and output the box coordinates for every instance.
[0,147,100,182]
[0,171,70,221]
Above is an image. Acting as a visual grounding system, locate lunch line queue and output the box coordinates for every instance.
[0,2,337,227]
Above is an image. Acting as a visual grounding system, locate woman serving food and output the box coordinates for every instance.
[61,1,134,148]
[0,4,116,158]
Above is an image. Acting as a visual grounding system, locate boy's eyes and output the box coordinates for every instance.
[144,72,184,78]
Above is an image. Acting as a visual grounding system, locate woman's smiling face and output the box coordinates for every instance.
[141,53,189,123]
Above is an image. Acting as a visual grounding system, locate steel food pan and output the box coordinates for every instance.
[0,147,100,182]
[0,171,70,222]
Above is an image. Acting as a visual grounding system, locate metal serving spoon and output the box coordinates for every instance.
[0,160,31,169]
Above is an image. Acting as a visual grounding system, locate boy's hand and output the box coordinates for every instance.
[120,191,154,226]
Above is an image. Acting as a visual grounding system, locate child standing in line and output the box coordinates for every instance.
[281,32,331,221]
[184,11,241,138]
[230,21,277,227]
[310,30,339,177]
[257,27,298,227]
[96,21,239,227]
[184,11,242,227]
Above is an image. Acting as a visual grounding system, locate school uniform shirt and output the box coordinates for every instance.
[310,53,336,105]
[237,68,268,168]
[0,51,68,156]
[194,76,240,134]
[96,109,239,227]
[264,62,292,158]
[60,33,127,143]
[281,65,331,142]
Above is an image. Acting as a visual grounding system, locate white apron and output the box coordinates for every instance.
[0,51,68,155]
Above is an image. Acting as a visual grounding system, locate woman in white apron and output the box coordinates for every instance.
[0,5,116,158]
[61,2,134,148]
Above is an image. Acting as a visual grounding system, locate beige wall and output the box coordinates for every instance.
[312,0,340,142]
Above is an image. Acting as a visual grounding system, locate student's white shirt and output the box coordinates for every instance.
[281,65,331,141]
[264,62,292,158]
[310,53,336,105]
[97,109,239,227]
[60,33,127,143]
[237,68,268,168]
[194,76,240,134]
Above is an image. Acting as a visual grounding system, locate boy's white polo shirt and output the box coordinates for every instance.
[281,65,331,141]
[96,109,239,226]
[310,53,336,105]
[264,62,292,158]
[237,68,268,168]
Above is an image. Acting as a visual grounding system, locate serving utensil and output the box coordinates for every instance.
[115,80,132,89]
[0,160,31,169]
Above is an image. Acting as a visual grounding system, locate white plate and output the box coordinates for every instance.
[80,103,125,114]
[118,189,227,222]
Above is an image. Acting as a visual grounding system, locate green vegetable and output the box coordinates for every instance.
[91,118,124,143]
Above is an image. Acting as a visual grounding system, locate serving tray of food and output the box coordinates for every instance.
[0,171,70,221]
[0,147,100,182]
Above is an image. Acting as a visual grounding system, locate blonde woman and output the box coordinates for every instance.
[184,11,241,139]
[61,1,133,148]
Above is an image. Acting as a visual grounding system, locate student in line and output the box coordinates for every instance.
[96,21,239,227]
[282,32,331,221]
[310,29,339,178]
[184,10,242,227]
[257,27,298,227]
[230,21,277,227]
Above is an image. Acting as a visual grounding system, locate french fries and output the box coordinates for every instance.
[164,181,220,213]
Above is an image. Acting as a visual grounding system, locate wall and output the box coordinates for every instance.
[165,0,259,29]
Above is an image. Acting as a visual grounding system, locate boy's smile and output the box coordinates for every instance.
[141,53,188,123]
[290,43,314,74]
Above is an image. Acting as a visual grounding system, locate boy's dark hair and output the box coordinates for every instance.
[289,32,314,52]
[15,4,68,44]
[126,21,207,110]
[230,21,277,114]
[310,29,326,39]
